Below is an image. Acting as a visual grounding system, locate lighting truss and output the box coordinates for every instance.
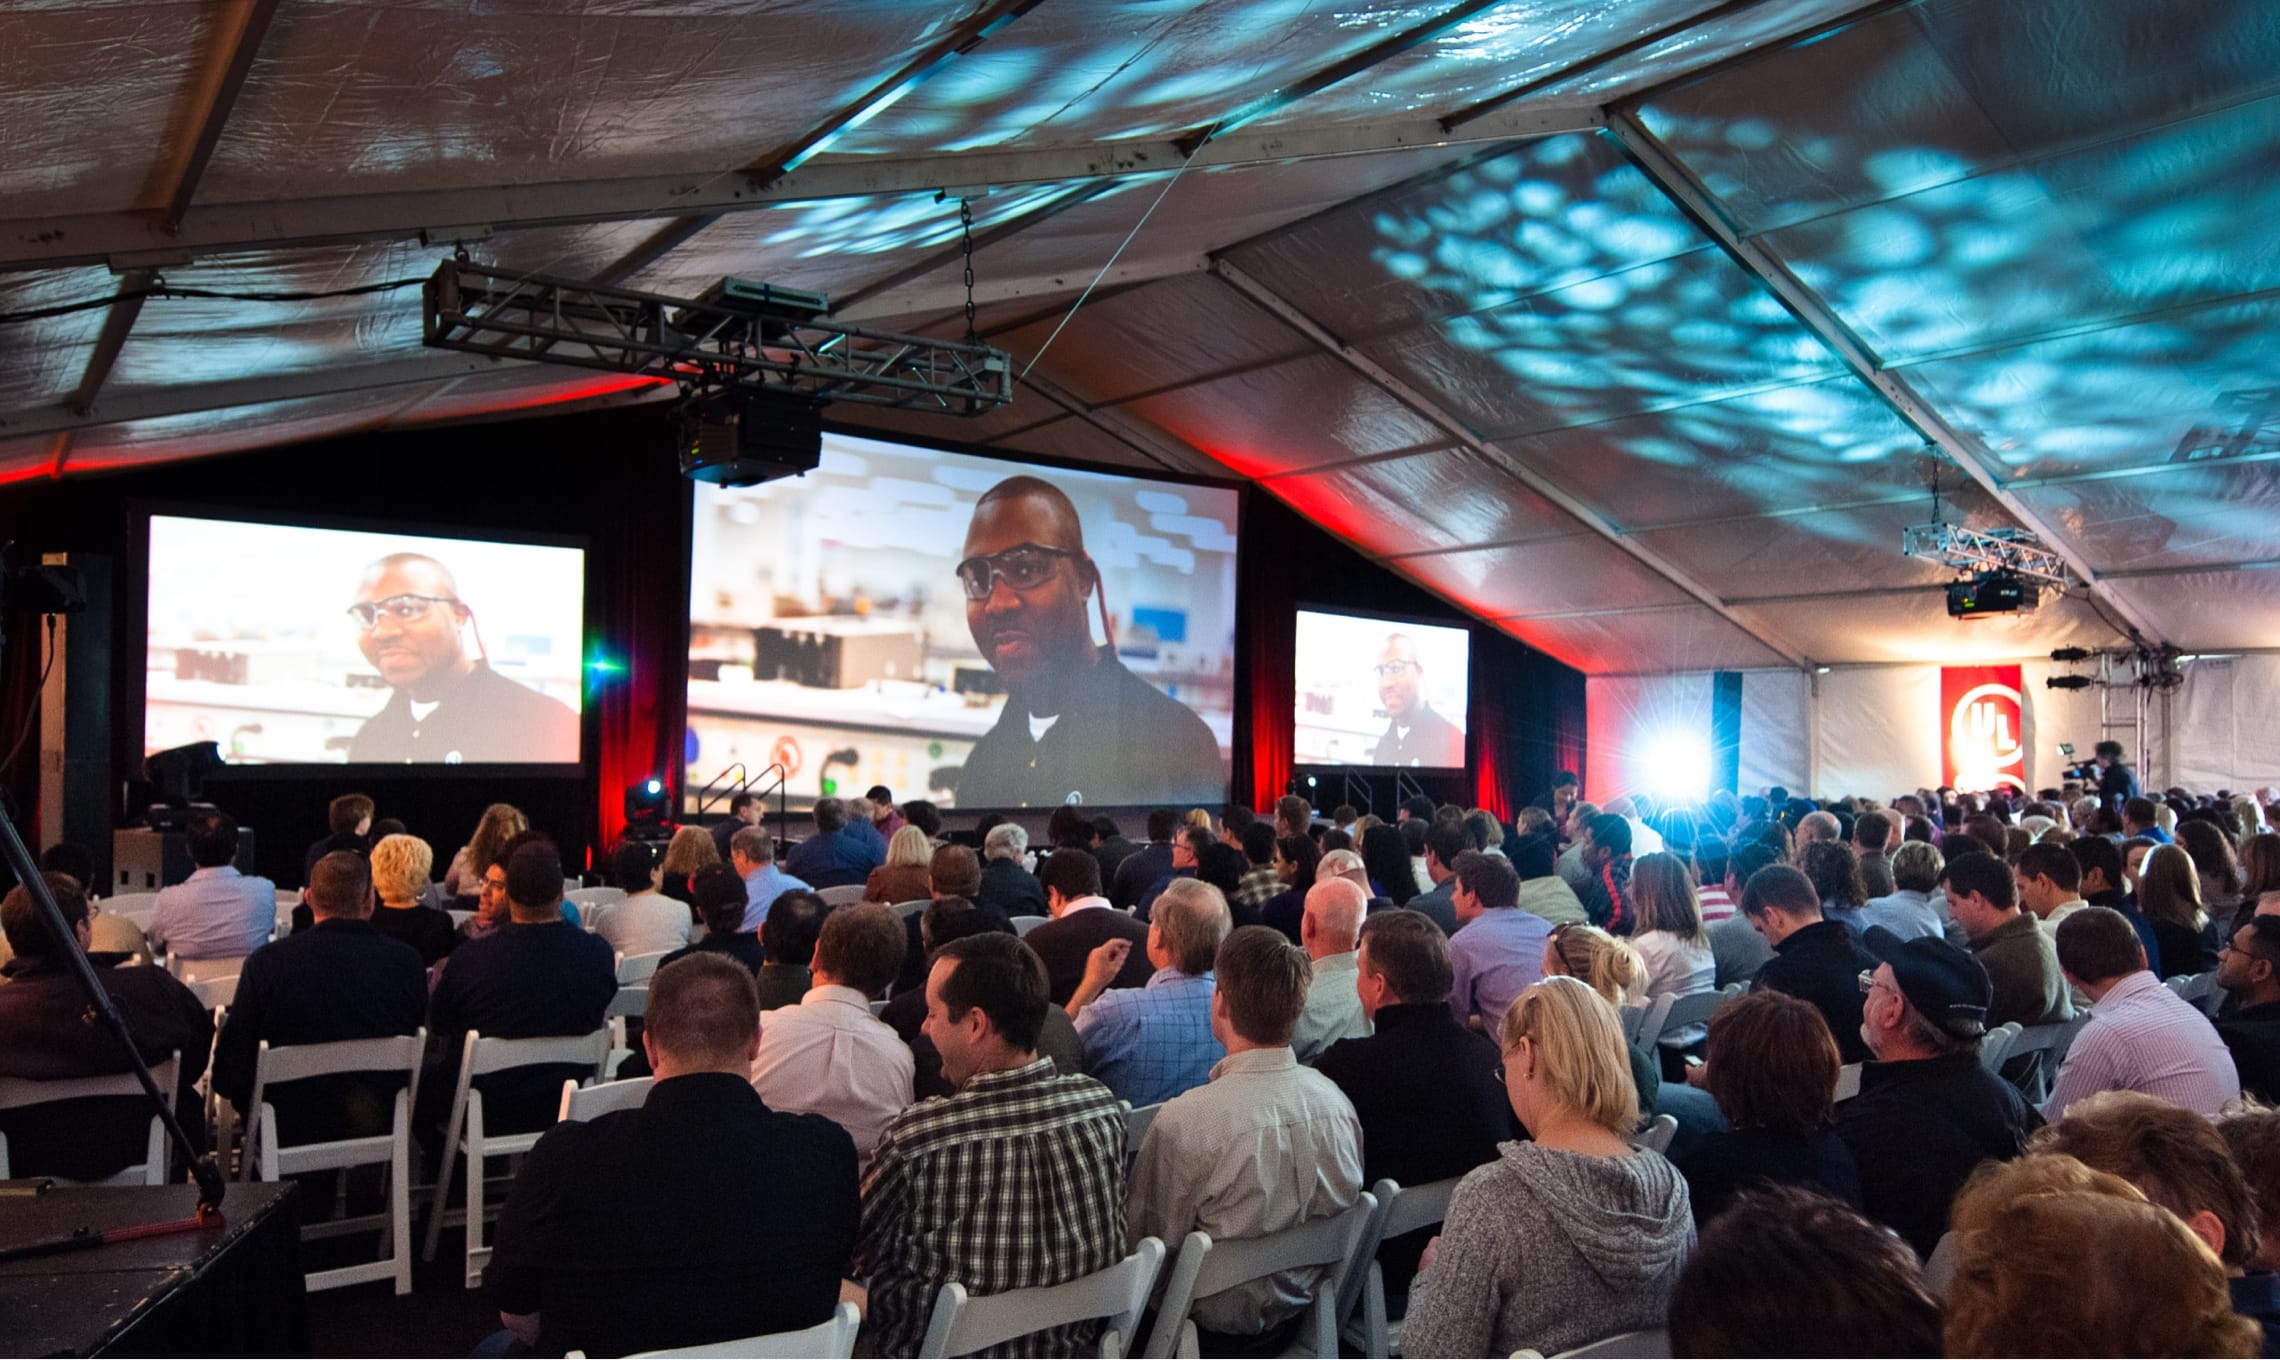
[1903,522,2073,586]
[421,261,1012,413]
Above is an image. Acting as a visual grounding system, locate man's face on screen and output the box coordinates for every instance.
[353,558,467,694]
[1377,636,1422,721]
[961,491,1093,693]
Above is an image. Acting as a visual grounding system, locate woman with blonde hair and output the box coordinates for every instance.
[658,824,722,922]
[1944,1154,2260,1358]
[2140,843,2219,978]
[864,824,935,905]
[1543,922,1663,1114]
[369,833,457,964]
[444,802,528,896]
[1404,976,1693,1358]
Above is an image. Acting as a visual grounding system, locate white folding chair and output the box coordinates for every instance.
[167,953,250,984]
[241,1032,424,1294]
[186,973,241,1009]
[1125,1101,1164,1159]
[817,884,868,907]
[606,985,650,1070]
[893,898,932,919]
[0,1055,180,1187]
[919,1237,1165,1358]
[559,1075,654,1123]
[1552,1328,1672,1357]
[1653,983,1744,1046]
[617,950,670,986]
[448,909,476,929]
[1339,1176,1459,1358]
[423,1028,612,1287]
[2006,1011,2094,1104]
[1834,1063,1863,1102]
[612,1299,862,1358]
[1976,1021,2024,1075]
[1011,915,1050,938]
[1141,1192,1378,1359]
[102,892,162,933]
[566,886,627,911]
[869,998,891,1017]
[1627,1113,1678,1156]
[2166,970,2220,1016]
[1922,1230,1960,1298]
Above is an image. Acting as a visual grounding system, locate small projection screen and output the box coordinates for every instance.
[1293,608,1471,769]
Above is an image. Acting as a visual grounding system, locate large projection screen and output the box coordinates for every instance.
[686,433,1239,811]
[1293,608,1471,769]
[144,513,587,766]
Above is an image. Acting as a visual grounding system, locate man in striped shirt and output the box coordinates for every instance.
[857,932,1128,1357]
[2048,905,2240,1121]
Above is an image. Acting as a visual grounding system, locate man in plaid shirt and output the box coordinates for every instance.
[856,932,1129,1357]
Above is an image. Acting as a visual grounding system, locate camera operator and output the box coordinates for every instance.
[2094,740,2141,818]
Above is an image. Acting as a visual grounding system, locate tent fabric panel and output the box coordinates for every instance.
[1526,0,1886,104]
[981,272,1314,407]
[1739,667,1810,795]
[0,266,118,412]
[1412,538,1696,617]
[0,2,208,219]
[57,388,423,471]
[988,414,1187,474]
[2008,461,2280,575]
[1119,353,1449,479]
[387,367,669,430]
[1491,376,1930,532]
[1492,604,1791,675]
[1729,586,2120,666]
[1631,485,2013,600]
[2173,656,2280,794]
[1266,446,1579,557]
[2101,569,2280,654]
[198,0,969,204]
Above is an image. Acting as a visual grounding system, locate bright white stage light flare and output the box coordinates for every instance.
[1644,731,1712,800]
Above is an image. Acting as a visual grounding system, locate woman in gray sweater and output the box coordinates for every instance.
[1404,975,1694,1358]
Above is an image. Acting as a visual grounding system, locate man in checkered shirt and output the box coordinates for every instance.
[856,932,1129,1357]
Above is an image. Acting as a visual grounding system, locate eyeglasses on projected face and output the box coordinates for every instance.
[346,594,462,628]
[955,544,1086,601]
[1373,660,1420,678]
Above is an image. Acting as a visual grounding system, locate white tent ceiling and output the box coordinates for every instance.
[3,0,2274,674]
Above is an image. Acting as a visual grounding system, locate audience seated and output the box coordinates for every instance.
[863,825,935,907]
[1668,1185,1940,1359]
[783,796,885,891]
[0,843,151,966]
[1860,840,1946,941]
[2073,832,2166,970]
[591,839,691,959]
[2220,917,2280,1101]
[1316,910,1517,1303]
[1089,812,1139,893]
[420,837,617,1151]
[1835,926,2036,1256]
[1128,926,1363,1350]
[656,824,720,920]
[2221,1105,2280,1282]
[2142,842,2224,979]
[866,785,907,842]
[882,897,1080,1100]
[891,844,1003,997]
[1136,824,1213,923]
[657,865,767,976]
[1630,850,1716,1051]
[748,902,911,1160]
[1402,820,1467,937]
[215,852,426,1148]
[705,791,763,865]
[1360,822,1422,909]
[1110,809,1179,911]
[364,833,458,966]
[1068,877,1230,1106]
[2016,839,2091,940]
[1708,842,1779,985]
[974,821,1048,919]
[443,802,528,899]
[1233,820,1282,917]
[1943,1154,2260,1358]
[0,873,212,1179]
[729,827,809,932]
[2049,905,2239,1119]
[1290,877,1369,1062]
[1540,922,1667,1114]
[303,792,373,887]
[149,809,276,961]
[491,954,859,1358]
[1257,833,1320,942]
[1025,848,1151,1003]
[1404,975,1691,1358]
[1798,840,1867,934]
[1446,849,1551,1033]
[1944,850,2073,1028]
[859,932,1128,1358]
[1852,811,1899,902]
[2033,1089,2280,1349]
[1576,812,1636,934]
[1679,991,1860,1224]
[1743,863,1880,1063]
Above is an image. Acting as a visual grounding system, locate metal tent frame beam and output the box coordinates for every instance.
[1208,257,1810,669]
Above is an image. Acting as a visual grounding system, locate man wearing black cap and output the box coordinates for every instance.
[1834,926,2039,1257]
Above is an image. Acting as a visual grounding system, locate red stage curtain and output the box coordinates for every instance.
[589,436,693,855]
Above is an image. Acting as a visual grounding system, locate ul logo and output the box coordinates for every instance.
[1950,682,2026,792]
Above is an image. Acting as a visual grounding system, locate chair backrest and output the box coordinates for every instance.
[102,893,161,930]
[448,909,476,929]
[2167,970,2218,1012]
[253,1033,423,1091]
[559,1076,654,1123]
[1553,1327,1673,1358]
[918,1238,1166,1358]
[817,884,867,907]
[1627,1113,1678,1156]
[1010,914,1049,938]
[1337,1177,1459,1325]
[466,1029,613,1080]
[168,953,249,983]
[1146,1194,1376,1360]
[0,1054,179,1114]
[623,1300,862,1358]
[868,998,890,1017]
[187,973,241,1009]
[618,950,670,985]
[566,886,627,910]
[1977,1020,2024,1074]
[1125,1100,1164,1157]
[892,898,931,919]
[607,986,650,1020]
[1834,1062,1863,1102]
[1656,982,1744,1041]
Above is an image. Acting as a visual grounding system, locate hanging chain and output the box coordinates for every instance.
[959,197,977,345]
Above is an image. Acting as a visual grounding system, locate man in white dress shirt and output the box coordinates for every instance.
[749,902,913,1160]
[2047,905,2240,1121]
[149,810,276,960]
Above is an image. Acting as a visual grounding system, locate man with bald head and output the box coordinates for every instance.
[1370,633,1464,768]
[1292,877,1371,1061]
[345,551,578,763]
[952,476,1226,808]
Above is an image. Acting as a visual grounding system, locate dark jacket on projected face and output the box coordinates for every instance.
[954,656,1225,810]
[347,661,579,764]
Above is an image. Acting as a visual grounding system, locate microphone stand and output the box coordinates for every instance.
[0,608,225,1228]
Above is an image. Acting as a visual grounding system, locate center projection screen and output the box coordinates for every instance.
[1293,608,1472,769]
[685,433,1238,811]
